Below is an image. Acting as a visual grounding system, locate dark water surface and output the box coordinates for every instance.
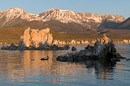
[0,44,130,86]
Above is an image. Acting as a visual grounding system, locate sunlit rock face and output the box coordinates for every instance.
[18,27,53,49]
[56,34,125,62]
[1,27,70,50]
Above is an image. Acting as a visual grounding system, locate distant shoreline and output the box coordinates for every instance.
[0,27,130,44]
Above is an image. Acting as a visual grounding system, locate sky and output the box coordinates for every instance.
[0,0,130,18]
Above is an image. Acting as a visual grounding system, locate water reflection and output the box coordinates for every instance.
[23,50,53,70]
[0,49,124,85]
[84,60,116,80]
[18,50,116,80]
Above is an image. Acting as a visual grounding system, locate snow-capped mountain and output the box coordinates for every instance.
[40,8,125,29]
[40,8,81,23]
[40,8,125,24]
[0,8,125,29]
[0,8,41,27]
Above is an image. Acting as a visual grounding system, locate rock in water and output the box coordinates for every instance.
[71,46,77,51]
[1,27,70,50]
[18,27,53,49]
[56,34,125,62]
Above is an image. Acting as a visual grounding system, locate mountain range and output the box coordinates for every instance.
[0,8,128,29]
[0,8,130,42]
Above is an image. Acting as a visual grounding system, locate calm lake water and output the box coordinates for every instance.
[0,44,130,86]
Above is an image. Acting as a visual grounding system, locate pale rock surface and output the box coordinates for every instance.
[53,40,59,44]
[71,40,76,44]
[18,27,53,49]
[122,39,129,44]
[102,33,111,43]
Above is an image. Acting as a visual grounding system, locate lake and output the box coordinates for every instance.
[0,44,130,86]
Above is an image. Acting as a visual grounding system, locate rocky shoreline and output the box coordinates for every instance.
[1,43,70,50]
[53,39,130,45]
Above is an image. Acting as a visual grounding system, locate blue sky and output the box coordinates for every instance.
[0,0,130,18]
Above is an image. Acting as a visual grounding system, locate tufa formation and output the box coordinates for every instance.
[18,27,53,49]
[56,34,125,62]
[1,27,70,50]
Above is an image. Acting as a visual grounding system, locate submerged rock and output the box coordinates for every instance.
[56,34,125,62]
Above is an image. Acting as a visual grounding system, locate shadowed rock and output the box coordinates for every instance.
[71,46,77,51]
[56,34,125,62]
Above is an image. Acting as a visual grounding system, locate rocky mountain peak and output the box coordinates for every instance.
[40,8,78,23]
[49,8,60,11]
[0,8,42,27]
[5,8,27,14]
[39,8,125,24]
